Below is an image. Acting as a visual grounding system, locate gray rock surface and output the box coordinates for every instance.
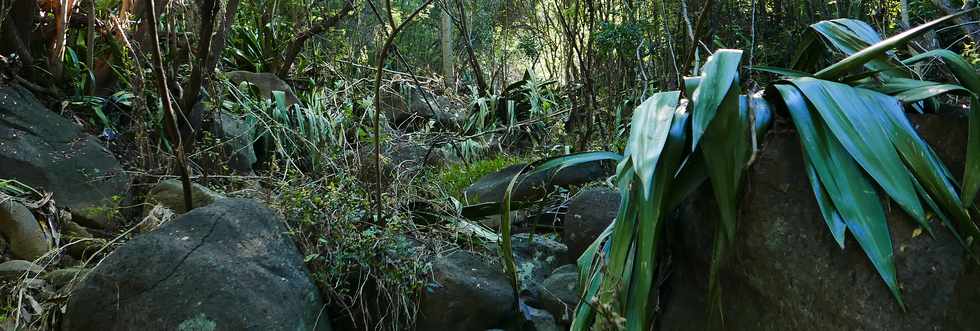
[660,113,980,331]
[0,260,42,280]
[0,86,129,228]
[539,265,579,323]
[417,250,518,331]
[211,111,257,174]
[463,160,614,205]
[563,187,619,261]
[63,199,330,331]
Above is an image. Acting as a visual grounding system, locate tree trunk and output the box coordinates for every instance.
[441,7,453,87]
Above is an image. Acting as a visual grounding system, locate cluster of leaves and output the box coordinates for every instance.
[489,10,980,331]
[273,172,429,331]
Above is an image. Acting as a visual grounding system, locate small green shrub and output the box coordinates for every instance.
[430,154,531,198]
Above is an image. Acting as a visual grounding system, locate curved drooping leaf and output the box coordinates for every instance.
[809,19,907,80]
[788,77,927,224]
[500,163,532,309]
[772,84,903,306]
[814,9,974,80]
[858,77,969,101]
[902,50,980,207]
[690,49,743,149]
[621,91,681,197]
[862,89,977,239]
[525,151,624,178]
[805,152,848,248]
[701,84,749,243]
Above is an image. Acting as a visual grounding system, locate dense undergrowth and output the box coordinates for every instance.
[3,0,980,330]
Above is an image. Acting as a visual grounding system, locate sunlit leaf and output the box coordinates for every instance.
[690,49,743,149]
[814,9,974,80]
[788,77,927,225]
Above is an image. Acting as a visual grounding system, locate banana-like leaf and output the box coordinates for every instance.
[902,50,980,207]
[691,49,743,149]
[814,9,974,80]
[773,84,904,306]
[621,92,681,197]
[595,165,638,316]
[894,84,969,103]
[789,77,927,224]
[701,79,748,243]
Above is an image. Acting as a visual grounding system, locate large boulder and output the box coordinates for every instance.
[563,187,619,260]
[380,85,462,130]
[660,113,980,331]
[62,199,330,331]
[417,250,518,331]
[416,235,567,331]
[0,86,129,228]
[463,161,614,206]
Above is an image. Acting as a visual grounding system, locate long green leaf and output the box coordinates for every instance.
[500,163,531,308]
[789,77,927,224]
[805,151,848,248]
[625,108,690,330]
[621,91,681,196]
[902,50,980,207]
[690,49,743,149]
[814,9,974,80]
[810,19,906,80]
[751,66,811,78]
[526,151,624,178]
[862,89,977,238]
[773,84,904,306]
[700,76,749,325]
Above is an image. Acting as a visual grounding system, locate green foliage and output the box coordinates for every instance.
[559,12,980,330]
[431,154,530,199]
[274,173,428,330]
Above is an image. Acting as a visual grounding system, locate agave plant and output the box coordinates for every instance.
[544,10,980,331]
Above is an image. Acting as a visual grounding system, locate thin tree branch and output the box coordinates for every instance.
[145,0,194,211]
[277,0,354,78]
[372,0,435,225]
